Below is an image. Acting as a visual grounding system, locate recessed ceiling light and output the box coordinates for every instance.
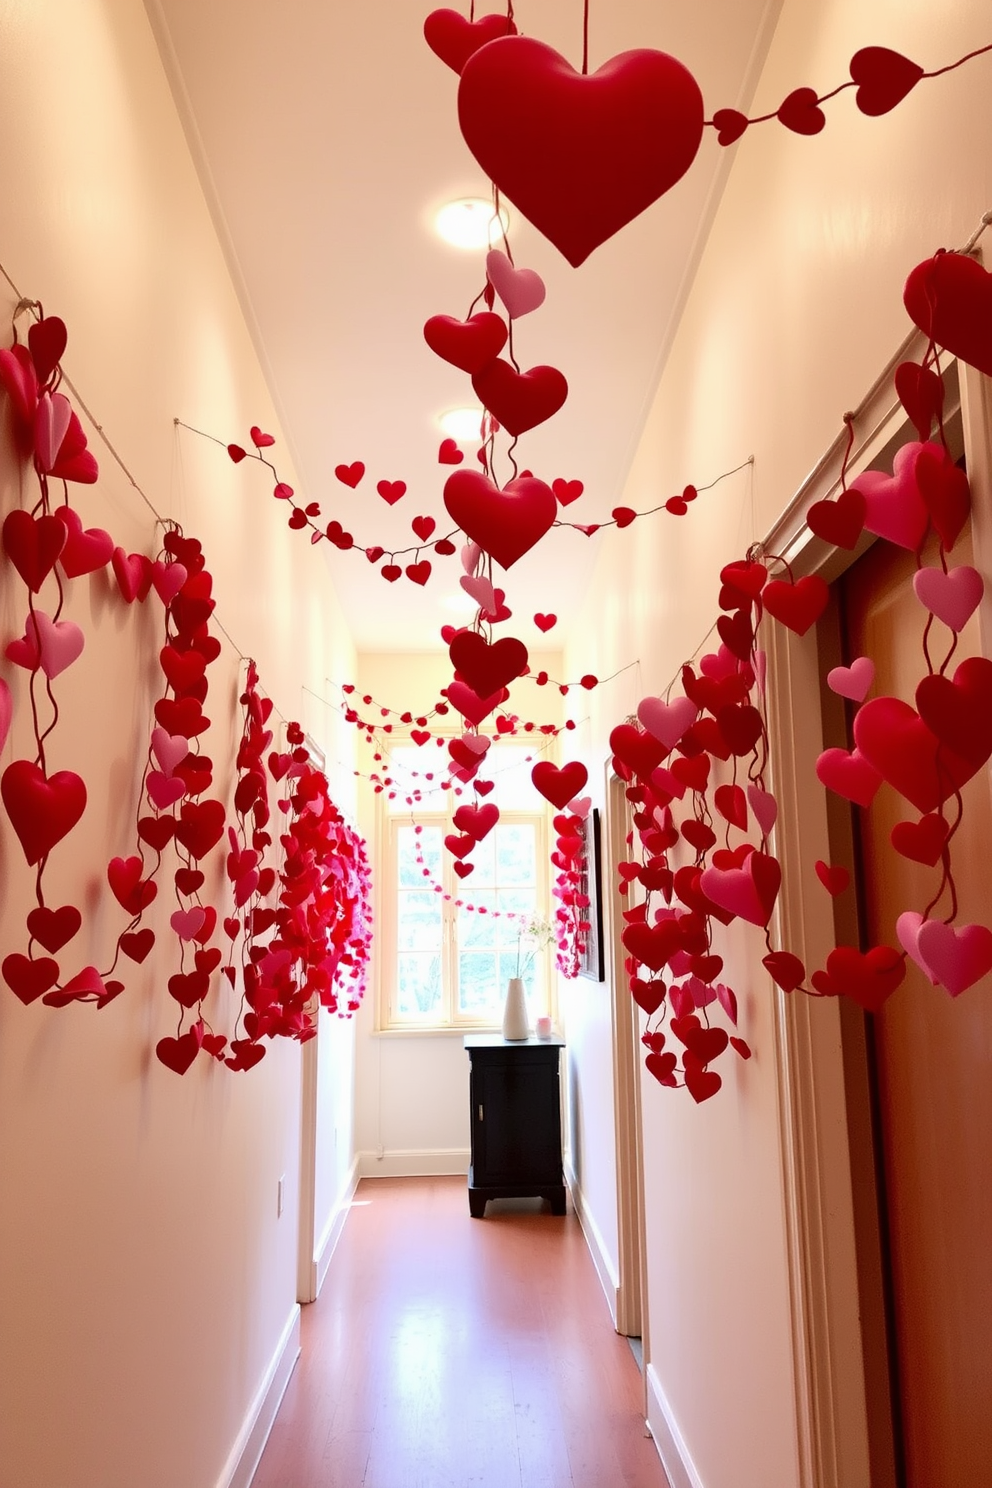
[439,406,486,443]
[434,197,509,250]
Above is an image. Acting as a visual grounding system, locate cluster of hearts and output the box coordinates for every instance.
[607,248,992,1102]
[0,314,373,1075]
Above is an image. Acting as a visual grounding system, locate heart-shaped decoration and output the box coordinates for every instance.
[171,907,206,941]
[622,918,683,973]
[439,438,464,465]
[904,252,992,379]
[763,950,806,993]
[13,610,85,679]
[54,506,113,577]
[552,478,583,506]
[811,945,905,1012]
[112,547,153,603]
[850,441,931,551]
[714,783,747,831]
[815,746,883,807]
[27,904,82,953]
[449,631,528,696]
[452,801,500,841]
[147,771,187,810]
[411,515,436,543]
[534,612,557,633]
[806,489,866,549]
[916,919,992,997]
[485,250,546,319]
[915,656,992,769]
[2,509,67,591]
[446,680,508,726]
[895,361,945,443]
[472,358,568,436]
[913,564,983,632]
[453,860,475,879]
[815,860,849,896]
[854,695,975,812]
[717,702,764,757]
[762,575,829,636]
[776,87,825,135]
[747,786,778,837]
[334,461,365,488]
[700,851,781,927]
[107,855,157,915]
[683,1057,722,1104]
[712,108,748,146]
[28,315,68,385]
[120,928,155,963]
[913,445,971,550]
[406,560,432,586]
[150,560,188,606]
[849,46,923,115]
[151,726,190,777]
[826,656,875,702]
[174,798,226,860]
[156,1030,200,1076]
[458,37,704,267]
[33,390,72,472]
[423,7,517,74]
[637,695,698,750]
[444,833,475,860]
[531,759,588,810]
[2,952,60,1004]
[1,760,87,864]
[895,911,936,983]
[444,469,557,568]
[890,812,948,866]
[423,311,508,373]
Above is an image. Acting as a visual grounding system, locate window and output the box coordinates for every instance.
[378,742,553,1031]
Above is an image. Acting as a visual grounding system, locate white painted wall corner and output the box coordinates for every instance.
[216,1304,301,1488]
[357,1147,470,1178]
[565,1158,620,1328]
[646,1362,706,1488]
[312,1154,361,1299]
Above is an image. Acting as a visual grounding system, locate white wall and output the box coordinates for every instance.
[0,4,356,1486]
[562,1,992,1485]
[354,649,563,1175]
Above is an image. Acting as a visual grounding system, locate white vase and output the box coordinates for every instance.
[501,977,530,1041]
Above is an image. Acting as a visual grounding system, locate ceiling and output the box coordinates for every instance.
[149,0,779,651]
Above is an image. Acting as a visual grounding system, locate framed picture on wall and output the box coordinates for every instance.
[576,808,605,982]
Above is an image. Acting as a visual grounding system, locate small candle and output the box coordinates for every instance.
[536,1015,553,1039]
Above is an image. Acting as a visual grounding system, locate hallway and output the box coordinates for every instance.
[253,1178,669,1488]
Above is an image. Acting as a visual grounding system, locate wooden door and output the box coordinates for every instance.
[841,529,992,1486]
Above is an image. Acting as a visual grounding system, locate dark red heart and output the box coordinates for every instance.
[915,657,992,769]
[423,7,517,74]
[27,904,81,953]
[889,813,949,866]
[914,444,971,550]
[762,575,829,636]
[458,37,704,267]
[763,950,806,993]
[531,759,588,809]
[28,316,68,384]
[449,632,528,696]
[424,311,508,373]
[120,928,155,963]
[811,945,905,1012]
[2,509,67,591]
[609,724,667,779]
[1,760,86,865]
[443,469,557,569]
[904,252,992,380]
[472,359,568,436]
[334,461,365,488]
[894,361,944,443]
[376,481,406,506]
[174,798,227,860]
[854,695,975,813]
[849,46,923,117]
[156,1030,200,1075]
[446,680,508,726]
[776,87,825,135]
[3,952,60,1004]
[806,489,866,549]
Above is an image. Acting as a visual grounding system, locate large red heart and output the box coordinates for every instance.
[2,952,61,1004]
[621,918,683,972]
[531,760,588,809]
[806,489,866,549]
[851,441,931,551]
[174,798,226,860]
[423,312,507,373]
[449,632,528,696]
[609,724,667,778]
[915,657,992,769]
[458,37,704,267]
[811,945,905,1012]
[890,813,948,866]
[443,469,556,568]
[423,8,517,74]
[904,252,992,379]
[1,760,87,865]
[472,359,568,435]
[761,575,829,636]
[446,681,508,726]
[55,507,114,577]
[849,47,923,116]
[2,510,67,591]
[156,1030,200,1075]
[452,801,500,842]
[853,696,976,813]
[27,904,81,953]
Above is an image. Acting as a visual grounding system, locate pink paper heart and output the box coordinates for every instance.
[753,649,767,696]
[460,542,482,575]
[827,656,875,702]
[746,785,778,836]
[460,573,496,612]
[916,918,992,997]
[0,678,11,754]
[699,645,739,681]
[570,796,591,818]
[151,560,188,606]
[150,726,190,777]
[636,695,698,749]
[895,910,937,984]
[34,390,72,472]
[650,766,687,801]
[6,611,84,679]
[485,249,546,318]
[912,564,984,633]
[852,441,931,551]
[700,853,780,927]
[461,732,491,755]
[170,907,206,941]
[147,771,187,810]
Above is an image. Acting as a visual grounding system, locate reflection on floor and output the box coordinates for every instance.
[252,1176,670,1488]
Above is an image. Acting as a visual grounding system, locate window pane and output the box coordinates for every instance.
[496,824,536,886]
[397,891,443,953]
[459,893,497,949]
[396,953,442,1017]
[458,951,500,1018]
[490,745,544,810]
[397,824,442,887]
[385,748,450,814]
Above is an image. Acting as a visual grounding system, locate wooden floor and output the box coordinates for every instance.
[253,1177,671,1488]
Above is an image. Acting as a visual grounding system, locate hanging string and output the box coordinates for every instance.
[581,0,590,75]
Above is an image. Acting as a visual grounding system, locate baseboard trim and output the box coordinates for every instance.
[645,1362,705,1488]
[564,1158,620,1328]
[312,1155,360,1299]
[217,1304,300,1488]
[357,1147,470,1178]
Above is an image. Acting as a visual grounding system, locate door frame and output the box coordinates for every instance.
[762,335,991,1486]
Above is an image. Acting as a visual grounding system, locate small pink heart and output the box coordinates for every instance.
[698,645,739,682]
[916,918,992,996]
[650,766,687,801]
[461,733,490,755]
[827,656,875,702]
[895,911,936,983]
[150,726,190,777]
[570,796,591,819]
[485,249,546,319]
[747,785,778,836]
[912,564,984,633]
[460,542,482,575]
[33,391,73,472]
[753,649,767,696]
[147,770,187,810]
[852,441,931,551]
[460,574,496,612]
[151,560,188,606]
[170,907,206,941]
[636,695,697,749]
[6,611,84,679]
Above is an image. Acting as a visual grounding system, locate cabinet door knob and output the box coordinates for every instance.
[478,1105,484,1122]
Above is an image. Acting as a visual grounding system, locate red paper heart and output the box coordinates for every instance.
[405,560,432,586]
[174,799,226,860]
[2,952,60,1004]
[1,760,87,865]
[720,560,767,601]
[682,1053,722,1103]
[849,46,923,115]
[815,746,883,808]
[107,855,157,914]
[890,812,948,866]
[250,425,274,448]
[716,609,753,661]
[915,657,992,768]
[895,361,944,443]
[226,1038,267,1071]
[334,461,365,488]
[713,784,747,830]
[28,315,68,385]
[763,950,806,993]
[904,252,992,380]
[806,489,866,549]
[453,860,475,879]
[717,703,763,757]
[609,724,667,779]
[622,918,683,973]
[439,438,464,465]
[444,833,475,860]
[54,507,113,577]
[156,1030,200,1075]
[381,564,402,583]
[449,632,528,696]
[913,445,971,551]
[855,693,980,812]
[2,509,67,591]
[533,613,557,633]
[553,478,583,506]
[452,801,500,841]
[112,547,153,603]
[811,945,905,1012]
[472,358,568,436]
[423,7,517,74]
[376,480,406,506]
[670,753,709,793]
[174,867,205,896]
[630,977,667,1015]
[458,37,704,267]
[443,469,556,568]
[712,108,748,146]
[645,1050,679,1086]
[531,759,589,809]
[423,311,508,373]
[700,851,781,927]
[776,87,825,135]
[762,575,829,635]
[168,969,210,1008]
[815,860,850,896]
[680,818,716,852]
[120,928,155,963]
[445,680,508,726]
[27,904,81,953]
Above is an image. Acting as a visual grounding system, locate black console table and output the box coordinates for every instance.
[464,1035,566,1218]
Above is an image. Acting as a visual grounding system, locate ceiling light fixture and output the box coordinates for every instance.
[434,197,509,250]
[439,406,486,443]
